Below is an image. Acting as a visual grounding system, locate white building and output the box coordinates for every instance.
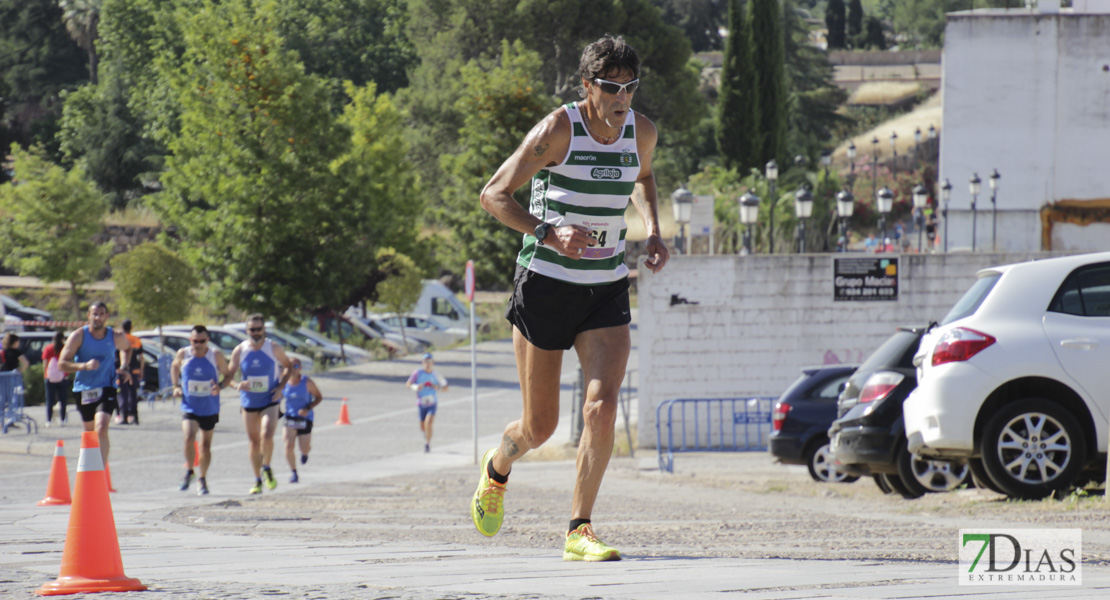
[940,1,1110,252]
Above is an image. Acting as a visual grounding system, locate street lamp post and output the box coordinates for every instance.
[877,186,894,249]
[671,185,694,255]
[969,173,981,252]
[941,179,952,253]
[913,127,922,172]
[928,124,937,142]
[836,189,855,251]
[794,186,813,253]
[766,160,779,254]
[739,191,761,254]
[890,131,899,179]
[847,141,857,195]
[990,169,1000,252]
[912,183,928,253]
[820,150,831,180]
[870,136,879,215]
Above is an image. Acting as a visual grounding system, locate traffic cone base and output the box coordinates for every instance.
[38,440,72,506]
[37,432,145,595]
[335,397,351,425]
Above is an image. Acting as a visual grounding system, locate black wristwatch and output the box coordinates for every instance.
[534,222,552,245]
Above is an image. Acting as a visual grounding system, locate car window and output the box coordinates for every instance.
[1049,263,1110,317]
[207,331,241,352]
[857,330,922,372]
[812,374,851,400]
[940,273,1001,325]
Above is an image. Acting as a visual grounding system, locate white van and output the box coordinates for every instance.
[347,280,478,332]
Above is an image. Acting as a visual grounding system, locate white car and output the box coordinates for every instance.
[368,313,469,348]
[138,326,316,373]
[903,251,1110,500]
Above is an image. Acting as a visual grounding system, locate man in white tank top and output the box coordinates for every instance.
[473,34,669,562]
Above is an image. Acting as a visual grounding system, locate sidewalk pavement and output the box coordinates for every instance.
[3,338,1109,599]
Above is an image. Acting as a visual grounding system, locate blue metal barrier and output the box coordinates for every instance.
[1,371,37,434]
[656,396,776,473]
[144,353,177,408]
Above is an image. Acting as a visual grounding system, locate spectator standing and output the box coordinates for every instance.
[0,332,28,373]
[42,330,69,427]
[116,319,145,425]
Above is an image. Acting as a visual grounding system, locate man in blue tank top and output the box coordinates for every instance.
[281,357,322,484]
[172,325,230,496]
[474,35,669,562]
[58,302,134,465]
[221,314,294,495]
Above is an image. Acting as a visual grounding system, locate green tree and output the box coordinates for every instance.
[717,0,758,172]
[109,242,198,337]
[847,0,863,39]
[825,0,846,49]
[0,144,110,313]
[372,247,423,348]
[57,75,158,209]
[863,15,886,50]
[784,0,848,160]
[749,0,787,166]
[438,40,551,288]
[154,0,384,323]
[652,0,725,52]
[58,0,102,84]
[0,0,89,159]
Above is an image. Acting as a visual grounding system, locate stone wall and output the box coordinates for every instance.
[635,252,1059,448]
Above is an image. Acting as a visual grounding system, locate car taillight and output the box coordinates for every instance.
[931,327,996,366]
[772,401,792,431]
[858,371,905,404]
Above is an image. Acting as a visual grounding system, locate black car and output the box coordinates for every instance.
[829,325,970,499]
[769,364,859,483]
[1,294,52,325]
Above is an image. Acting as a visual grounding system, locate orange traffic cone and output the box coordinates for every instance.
[335,397,351,425]
[38,441,72,506]
[104,460,117,493]
[36,431,146,595]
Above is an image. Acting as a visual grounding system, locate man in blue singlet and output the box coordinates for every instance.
[58,302,134,464]
[281,357,322,484]
[221,314,293,495]
[172,325,230,495]
[474,35,668,561]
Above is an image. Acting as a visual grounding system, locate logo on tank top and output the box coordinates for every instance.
[619,150,633,167]
[192,367,203,375]
[591,167,621,180]
[250,359,261,367]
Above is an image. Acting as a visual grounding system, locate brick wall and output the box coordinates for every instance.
[636,252,1057,448]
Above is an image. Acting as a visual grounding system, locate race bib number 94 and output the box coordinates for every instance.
[563,213,620,259]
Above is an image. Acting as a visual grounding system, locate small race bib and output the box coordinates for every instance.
[81,388,103,405]
[187,380,212,396]
[419,395,436,407]
[562,213,620,259]
[286,416,308,429]
[246,376,269,393]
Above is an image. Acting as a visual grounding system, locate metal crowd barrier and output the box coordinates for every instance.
[1,371,37,434]
[656,396,777,473]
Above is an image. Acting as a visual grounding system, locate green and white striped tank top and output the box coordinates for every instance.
[516,102,639,285]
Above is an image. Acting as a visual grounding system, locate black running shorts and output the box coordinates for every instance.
[74,386,118,423]
[505,264,631,351]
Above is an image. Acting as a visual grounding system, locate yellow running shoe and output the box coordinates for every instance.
[248,481,263,495]
[262,466,277,490]
[563,523,621,562]
[470,448,506,537]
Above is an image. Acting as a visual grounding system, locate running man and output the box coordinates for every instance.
[58,302,134,463]
[406,352,448,453]
[172,325,229,495]
[221,314,293,495]
[473,35,668,561]
[282,357,322,483]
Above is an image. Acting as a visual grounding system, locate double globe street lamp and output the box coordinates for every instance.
[671,185,693,255]
[739,191,761,254]
[765,160,779,253]
[912,183,928,253]
[836,189,854,251]
[793,186,813,253]
[941,179,953,253]
[990,169,1001,251]
[969,173,982,252]
[877,186,894,248]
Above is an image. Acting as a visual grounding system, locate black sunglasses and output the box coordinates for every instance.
[248,327,263,333]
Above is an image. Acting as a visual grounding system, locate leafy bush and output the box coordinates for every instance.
[22,364,45,406]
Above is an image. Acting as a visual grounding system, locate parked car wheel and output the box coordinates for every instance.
[967,458,1006,495]
[877,473,921,499]
[806,440,859,483]
[898,445,970,493]
[979,398,1086,500]
[873,474,894,494]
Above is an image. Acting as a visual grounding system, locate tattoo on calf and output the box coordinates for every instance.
[502,434,521,458]
[533,143,549,157]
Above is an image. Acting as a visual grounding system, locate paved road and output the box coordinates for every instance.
[2,328,1108,599]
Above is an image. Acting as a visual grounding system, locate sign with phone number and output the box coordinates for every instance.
[833,257,899,302]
